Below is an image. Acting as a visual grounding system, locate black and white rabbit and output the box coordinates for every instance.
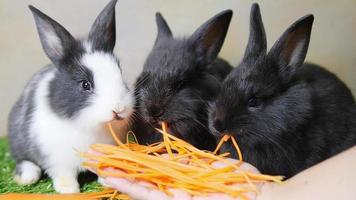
[132,11,234,150]
[8,0,134,193]
[208,3,356,178]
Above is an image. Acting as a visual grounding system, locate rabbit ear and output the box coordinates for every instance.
[189,10,233,64]
[88,0,117,52]
[243,3,266,60]
[29,5,75,65]
[154,12,173,44]
[268,14,314,76]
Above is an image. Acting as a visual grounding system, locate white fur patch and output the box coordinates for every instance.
[13,161,41,185]
[79,50,134,125]
[30,68,117,193]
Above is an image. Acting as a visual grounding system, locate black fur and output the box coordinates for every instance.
[132,11,234,150]
[209,4,356,178]
[88,0,117,52]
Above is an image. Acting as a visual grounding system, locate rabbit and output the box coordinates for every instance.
[132,10,234,151]
[7,0,134,193]
[208,3,356,178]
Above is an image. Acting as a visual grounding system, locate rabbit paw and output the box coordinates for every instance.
[53,176,80,194]
[13,160,41,185]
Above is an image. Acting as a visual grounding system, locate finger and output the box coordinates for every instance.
[238,162,260,174]
[104,176,133,192]
[238,191,257,200]
[193,193,234,200]
[160,153,190,164]
[87,149,102,155]
[102,168,171,200]
[210,158,241,169]
[146,189,171,200]
[167,188,192,200]
[84,149,104,173]
[105,176,172,200]
[136,180,156,188]
[227,183,260,200]
[105,176,153,200]
[97,177,112,188]
[210,160,260,174]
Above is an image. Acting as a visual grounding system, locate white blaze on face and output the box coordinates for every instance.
[79,51,133,125]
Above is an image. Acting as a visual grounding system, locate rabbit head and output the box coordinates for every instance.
[29,0,133,127]
[134,10,232,148]
[209,4,314,145]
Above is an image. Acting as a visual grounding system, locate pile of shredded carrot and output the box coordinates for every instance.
[1,122,282,200]
[79,122,283,199]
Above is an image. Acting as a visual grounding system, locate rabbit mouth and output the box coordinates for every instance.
[164,124,184,139]
[112,111,124,121]
[164,122,186,139]
[148,118,161,127]
[114,115,124,121]
[211,127,235,137]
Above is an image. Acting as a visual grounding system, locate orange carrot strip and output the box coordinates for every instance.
[213,134,231,154]
[230,135,243,161]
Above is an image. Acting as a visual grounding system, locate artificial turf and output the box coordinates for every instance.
[0,137,102,194]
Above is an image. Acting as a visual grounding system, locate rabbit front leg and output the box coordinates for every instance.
[48,166,80,194]
[13,160,42,185]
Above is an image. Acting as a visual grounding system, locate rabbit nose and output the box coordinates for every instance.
[112,111,123,120]
[149,105,164,118]
[213,119,225,133]
[117,105,127,114]
[149,118,158,125]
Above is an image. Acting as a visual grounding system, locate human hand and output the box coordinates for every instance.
[90,155,262,200]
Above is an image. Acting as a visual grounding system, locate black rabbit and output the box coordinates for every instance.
[208,4,356,178]
[132,10,234,150]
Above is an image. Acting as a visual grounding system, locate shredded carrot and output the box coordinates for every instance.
[80,122,283,199]
[213,134,231,154]
[0,189,130,200]
[230,135,243,161]
[108,123,126,147]
[162,122,174,159]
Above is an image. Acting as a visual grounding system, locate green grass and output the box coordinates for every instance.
[0,137,102,194]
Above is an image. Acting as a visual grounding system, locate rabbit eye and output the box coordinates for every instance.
[173,81,184,91]
[81,80,91,91]
[247,97,262,109]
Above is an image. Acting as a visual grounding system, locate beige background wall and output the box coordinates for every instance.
[0,0,355,137]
